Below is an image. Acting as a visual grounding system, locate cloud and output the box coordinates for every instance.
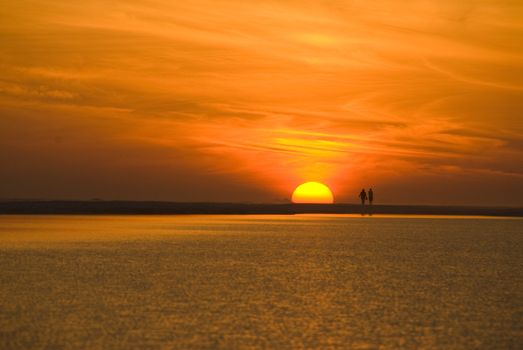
[0,0,522,204]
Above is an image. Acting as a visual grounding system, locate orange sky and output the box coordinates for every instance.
[1,1,523,205]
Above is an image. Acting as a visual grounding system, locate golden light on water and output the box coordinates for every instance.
[292,182,334,204]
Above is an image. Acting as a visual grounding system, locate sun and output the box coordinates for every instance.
[292,182,334,204]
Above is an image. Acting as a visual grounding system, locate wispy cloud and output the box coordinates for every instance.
[1,0,522,204]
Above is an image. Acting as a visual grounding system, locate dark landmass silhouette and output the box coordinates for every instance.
[1,201,522,217]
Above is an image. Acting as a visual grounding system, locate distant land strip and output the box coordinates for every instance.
[0,201,522,217]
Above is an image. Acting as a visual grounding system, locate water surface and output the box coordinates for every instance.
[0,215,522,349]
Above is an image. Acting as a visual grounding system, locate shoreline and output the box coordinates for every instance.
[1,201,522,217]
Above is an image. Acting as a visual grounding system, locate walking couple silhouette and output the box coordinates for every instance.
[359,188,373,205]
[359,188,374,214]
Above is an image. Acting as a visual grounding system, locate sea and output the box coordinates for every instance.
[0,215,521,349]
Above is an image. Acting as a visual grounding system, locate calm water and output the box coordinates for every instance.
[0,215,522,349]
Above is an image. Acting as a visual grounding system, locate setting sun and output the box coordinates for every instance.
[1,0,522,348]
[292,182,334,204]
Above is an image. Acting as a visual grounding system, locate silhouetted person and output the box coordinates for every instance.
[368,188,374,215]
[359,189,367,214]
